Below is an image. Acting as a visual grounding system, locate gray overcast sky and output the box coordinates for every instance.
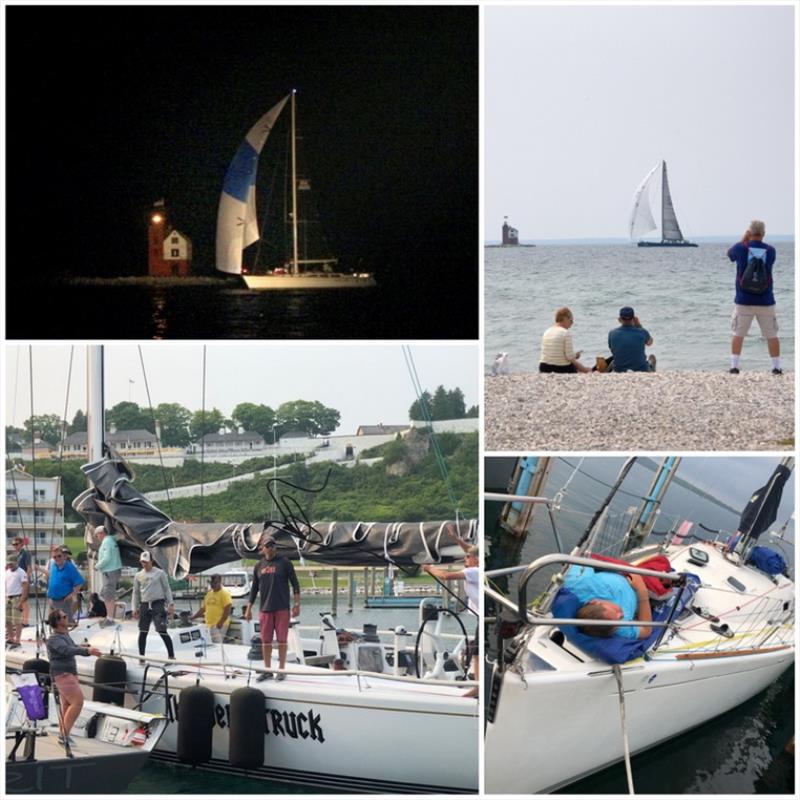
[486,3,795,240]
[5,344,479,435]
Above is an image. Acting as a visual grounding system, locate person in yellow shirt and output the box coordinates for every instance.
[191,574,233,643]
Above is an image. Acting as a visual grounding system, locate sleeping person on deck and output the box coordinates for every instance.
[564,564,653,639]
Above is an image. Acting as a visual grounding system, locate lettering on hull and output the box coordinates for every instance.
[170,693,326,743]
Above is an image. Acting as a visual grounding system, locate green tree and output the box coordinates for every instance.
[466,404,479,418]
[232,403,277,441]
[154,403,192,447]
[5,425,25,451]
[68,409,87,434]
[276,400,340,437]
[106,402,152,432]
[430,385,450,419]
[189,408,227,442]
[408,390,433,421]
[23,414,65,446]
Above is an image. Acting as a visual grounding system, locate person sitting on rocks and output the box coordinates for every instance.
[539,307,591,373]
[608,306,656,373]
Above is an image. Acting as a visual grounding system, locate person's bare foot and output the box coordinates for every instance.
[462,686,479,698]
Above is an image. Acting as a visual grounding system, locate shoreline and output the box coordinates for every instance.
[485,371,794,451]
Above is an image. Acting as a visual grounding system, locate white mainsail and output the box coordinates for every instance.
[628,162,659,239]
[215,96,289,274]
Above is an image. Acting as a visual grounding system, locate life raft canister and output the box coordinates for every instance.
[93,655,127,706]
[177,684,215,765]
[229,686,265,769]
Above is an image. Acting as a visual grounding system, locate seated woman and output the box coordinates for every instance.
[539,307,591,373]
[564,563,652,639]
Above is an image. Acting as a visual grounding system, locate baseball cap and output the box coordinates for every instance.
[261,537,277,548]
[59,546,72,556]
[139,550,152,562]
[619,306,635,320]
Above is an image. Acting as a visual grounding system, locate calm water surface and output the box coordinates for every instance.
[485,242,795,372]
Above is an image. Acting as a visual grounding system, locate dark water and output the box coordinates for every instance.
[485,242,795,372]
[485,456,795,795]
[8,271,478,340]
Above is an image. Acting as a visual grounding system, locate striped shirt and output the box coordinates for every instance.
[540,325,575,366]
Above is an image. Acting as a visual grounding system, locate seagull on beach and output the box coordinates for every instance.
[492,353,510,376]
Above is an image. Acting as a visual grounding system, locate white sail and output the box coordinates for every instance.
[629,162,659,240]
[215,96,289,274]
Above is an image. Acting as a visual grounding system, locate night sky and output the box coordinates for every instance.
[6,5,477,317]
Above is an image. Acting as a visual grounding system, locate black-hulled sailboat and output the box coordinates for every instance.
[629,160,697,247]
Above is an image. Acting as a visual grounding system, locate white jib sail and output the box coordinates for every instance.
[629,162,660,240]
[216,96,290,274]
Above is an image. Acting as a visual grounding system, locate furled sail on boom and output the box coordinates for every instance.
[74,455,476,579]
[216,96,289,274]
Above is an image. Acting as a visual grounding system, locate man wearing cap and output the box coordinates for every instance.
[94,525,122,627]
[47,547,85,624]
[726,220,781,374]
[5,555,29,646]
[608,307,656,373]
[11,537,32,627]
[244,537,301,681]
[132,551,175,660]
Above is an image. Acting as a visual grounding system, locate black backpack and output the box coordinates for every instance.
[739,246,771,294]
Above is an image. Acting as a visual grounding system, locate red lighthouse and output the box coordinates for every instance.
[147,200,192,277]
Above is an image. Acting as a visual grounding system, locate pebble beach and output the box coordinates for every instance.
[485,371,794,451]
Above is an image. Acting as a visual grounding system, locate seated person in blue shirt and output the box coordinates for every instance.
[608,306,656,373]
[564,564,653,639]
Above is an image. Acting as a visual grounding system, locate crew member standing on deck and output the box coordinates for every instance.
[422,525,480,698]
[726,219,780,374]
[244,537,301,682]
[191,574,233,643]
[132,551,175,661]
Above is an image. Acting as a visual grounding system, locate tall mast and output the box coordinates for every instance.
[86,345,104,595]
[86,346,104,464]
[291,89,299,275]
[661,160,667,239]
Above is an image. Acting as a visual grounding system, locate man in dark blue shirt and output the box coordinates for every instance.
[726,220,780,374]
[608,307,655,372]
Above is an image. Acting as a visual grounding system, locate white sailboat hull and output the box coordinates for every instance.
[485,541,794,793]
[6,623,477,793]
[485,645,792,793]
[242,273,377,290]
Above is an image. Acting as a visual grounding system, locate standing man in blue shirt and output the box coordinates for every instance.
[608,307,656,373]
[727,220,780,374]
[47,547,85,624]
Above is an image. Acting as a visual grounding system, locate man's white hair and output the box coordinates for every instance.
[748,219,765,237]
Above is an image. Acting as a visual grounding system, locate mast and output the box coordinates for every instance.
[291,89,299,275]
[86,345,104,594]
[623,456,681,551]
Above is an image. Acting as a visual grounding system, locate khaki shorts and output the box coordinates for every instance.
[6,596,23,625]
[731,305,779,339]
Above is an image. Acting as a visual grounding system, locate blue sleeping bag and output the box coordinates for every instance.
[551,574,701,664]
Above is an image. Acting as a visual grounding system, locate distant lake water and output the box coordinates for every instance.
[485,242,795,373]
